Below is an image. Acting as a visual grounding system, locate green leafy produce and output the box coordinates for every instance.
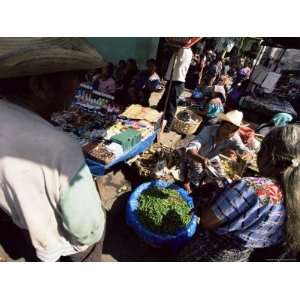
[137,187,192,235]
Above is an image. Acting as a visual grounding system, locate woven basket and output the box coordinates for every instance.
[172,108,203,135]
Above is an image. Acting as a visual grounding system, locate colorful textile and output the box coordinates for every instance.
[272,113,293,126]
[206,101,224,118]
[187,156,225,187]
[211,177,285,248]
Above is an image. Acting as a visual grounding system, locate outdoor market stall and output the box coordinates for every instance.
[51,84,160,176]
[241,38,300,122]
[239,95,297,119]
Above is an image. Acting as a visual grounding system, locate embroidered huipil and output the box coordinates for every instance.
[211,177,285,248]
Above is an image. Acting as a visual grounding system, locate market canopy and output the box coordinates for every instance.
[262,38,300,50]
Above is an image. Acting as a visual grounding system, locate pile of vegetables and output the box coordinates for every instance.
[220,158,239,179]
[137,187,192,235]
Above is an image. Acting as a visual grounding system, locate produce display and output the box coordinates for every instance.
[135,143,181,180]
[51,84,156,165]
[83,142,115,164]
[220,154,259,179]
[137,187,192,235]
[220,158,241,179]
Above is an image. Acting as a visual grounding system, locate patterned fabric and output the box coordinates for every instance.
[206,102,224,118]
[212,177,285,248]
[187,156,225,186]
[177,229,253,262]
[272,113,293,126]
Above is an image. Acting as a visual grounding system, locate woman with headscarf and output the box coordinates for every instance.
[256,112,294,137]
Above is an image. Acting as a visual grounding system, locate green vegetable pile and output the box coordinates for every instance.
[137,187,192,235]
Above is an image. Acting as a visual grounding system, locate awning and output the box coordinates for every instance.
[262,38,300,50]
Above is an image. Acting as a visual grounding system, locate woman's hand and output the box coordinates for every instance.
[184,182,193,194]
[189,149,210,167]
[199,207,222,230]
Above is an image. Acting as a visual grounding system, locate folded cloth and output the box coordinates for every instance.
[106,142,124,157]
[272,112,293,126]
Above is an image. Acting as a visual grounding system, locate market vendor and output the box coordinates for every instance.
[184,110,251,192]
[178,125,300,262]
[128,58,161,106]
[0,38,106,262]
[255,112,294,137]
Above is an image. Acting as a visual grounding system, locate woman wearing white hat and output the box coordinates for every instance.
[184,110,251,192]
[0,38,106,262]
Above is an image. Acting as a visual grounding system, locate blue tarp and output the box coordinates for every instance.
[126,180,198,249]
[86,132,157,176]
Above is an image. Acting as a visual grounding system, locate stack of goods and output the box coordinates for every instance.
[240,95,297,118]
[121,104,162,125]
[83,142,115,164]
[106,120,153,141]
[273,73,300,101]
[137,187,192,234]
[52,89,157,165]
[135,143,181,181]
[111,128,141,151]
[51,105,118,145]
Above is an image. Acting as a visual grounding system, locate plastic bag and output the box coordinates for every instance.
[126,180,198,249]
[192,88,204,99]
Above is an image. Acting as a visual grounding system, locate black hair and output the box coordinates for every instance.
[105,63,114,77]
[128,58,137,66]
[147,58,157,65]
[240,79,250,89]
[215,92,226,103]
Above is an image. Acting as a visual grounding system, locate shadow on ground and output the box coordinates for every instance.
[0,209,37,261]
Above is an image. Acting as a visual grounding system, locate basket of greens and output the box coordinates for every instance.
[126,180,198,248]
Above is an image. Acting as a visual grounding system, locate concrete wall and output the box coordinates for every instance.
[87,37,160,69]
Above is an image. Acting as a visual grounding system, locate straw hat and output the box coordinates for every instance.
[0,37,105,78]
[218,110,243,127]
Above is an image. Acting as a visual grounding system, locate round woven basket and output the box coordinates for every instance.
[172,108,203,135]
